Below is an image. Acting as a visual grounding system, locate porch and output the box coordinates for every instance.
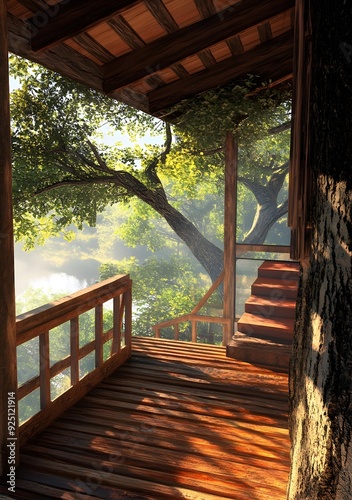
[1,337,290,499]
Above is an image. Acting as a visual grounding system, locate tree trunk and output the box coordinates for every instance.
[242,199,288,244]
[239,164,289,245]
[155,201,224,283]
[288,1,352,497]
[109,172,225,283]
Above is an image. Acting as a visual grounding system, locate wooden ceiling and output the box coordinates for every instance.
[6,0,295,119]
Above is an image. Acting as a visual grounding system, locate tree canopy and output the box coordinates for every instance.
[10,56,291,285]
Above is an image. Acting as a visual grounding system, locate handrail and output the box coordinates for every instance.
[152,244,292,345]
[236,243,291,255]
[153,313,233,343]
[16,274,132,446]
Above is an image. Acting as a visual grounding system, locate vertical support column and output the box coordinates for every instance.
[0,0,18,475]
[95,304,103,368]
[124,282,132,355]
[70,317,79,385]
[223,132,238,346]
[39,331,51,409]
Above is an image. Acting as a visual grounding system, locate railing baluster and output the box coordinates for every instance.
[112,295,121,354]
[16,274,132,447]
[124,289,132,350]
[39,331,50,409]
[95,304,103,368]
[174,323,179,340]
[70,317,79,385]
[191,320,197,343]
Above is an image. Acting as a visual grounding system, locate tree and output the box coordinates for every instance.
[100,256,215,340]
[10,57,291,285]
[288,0,352,498]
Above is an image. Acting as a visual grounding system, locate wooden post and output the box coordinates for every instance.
[0,0,19,475]
[223,132,238,346]
[70,317,79,385]
[124,286,132,353]
[95,304,103,368]
[191,320,197,343]
[39,331,50,409]
[174,323,179,341]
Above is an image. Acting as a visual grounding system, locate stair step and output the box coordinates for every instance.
[227,333,291,373]
[245,295,297,318]
[238,312,294,343]
[258,261,300,280]
[251,277,299,300]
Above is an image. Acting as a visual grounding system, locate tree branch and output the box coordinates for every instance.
[268,121,291,134]
[144,123,172,198]
[276,198,289,219]
[86,139,111,173]
[267,161,289,197]
[34,177,114,195]
[238,176,274,205]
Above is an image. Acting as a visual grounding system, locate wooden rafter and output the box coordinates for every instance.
[198,49,217,68]
[107,16,145,49]
[29,0,140,52]
[148,30,294,113]
[73,33,115,64]
[258,21,273,43]
[227,35,245,56]
[103,0,294,93]
[17,0,44,13]
[193,0,216,18]
[144,0,179,34]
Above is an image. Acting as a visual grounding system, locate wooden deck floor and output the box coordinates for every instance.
[2,338,290,499]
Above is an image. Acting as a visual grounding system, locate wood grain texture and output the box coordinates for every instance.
[39,331,50,409]
[0,0,18,475]
[18,329,116,400]
[194,0,216,18]
[223,133,237,345]
[30,0,140,51]
[144,0,178,34]
[18,346,131,446]
[16,274,130,343]
[95,304,104,368]
[103,0,294,92]
[148,30,293,113]
[3,337,290,499]
[288,0,313,260]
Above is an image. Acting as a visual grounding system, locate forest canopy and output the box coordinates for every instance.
[10,56,291,335]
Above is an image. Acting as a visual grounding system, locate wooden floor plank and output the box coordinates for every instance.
[1,337,290,499]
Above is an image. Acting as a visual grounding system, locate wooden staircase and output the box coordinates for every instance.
[227,260,300,372]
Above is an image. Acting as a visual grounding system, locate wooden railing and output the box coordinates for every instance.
[152,272,236,345]
[16,274,132,446]
[153,313,233,344]
[152,245,291,344]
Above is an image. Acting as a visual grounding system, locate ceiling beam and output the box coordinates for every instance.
[144,0,178,34]
[193,0,216,18]
[17,0,46,13]
[29,0,140,52]
[103,0,294,92]
[7,12,150,115]
[147,30,294,114]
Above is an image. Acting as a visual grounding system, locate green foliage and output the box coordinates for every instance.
[10,56,159,248]
[100,256,210,337]
[10,54,291,262]
[171,81,291,150]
